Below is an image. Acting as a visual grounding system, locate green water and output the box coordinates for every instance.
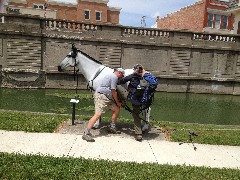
[0,88,94,116]
[0,88,240,125]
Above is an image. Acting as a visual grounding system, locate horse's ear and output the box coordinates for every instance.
[72,43,76,50]
[71,43,78,54]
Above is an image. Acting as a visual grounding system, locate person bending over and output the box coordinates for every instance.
[82,68,125,142]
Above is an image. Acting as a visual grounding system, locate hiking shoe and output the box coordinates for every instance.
[82,132,95,142]
[107,126,121,134]
[135,134,143,141]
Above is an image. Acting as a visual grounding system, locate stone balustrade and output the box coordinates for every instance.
[45,18,99,32]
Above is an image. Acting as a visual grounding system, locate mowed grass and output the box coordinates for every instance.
[0,110,240,179]
[0,110,68,133]
[0,153,240,180]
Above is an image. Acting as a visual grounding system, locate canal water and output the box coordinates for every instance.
[0,88,239,125]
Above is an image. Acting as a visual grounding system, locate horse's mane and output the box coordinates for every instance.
[78,50,102,65]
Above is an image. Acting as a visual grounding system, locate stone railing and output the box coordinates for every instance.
[123,27,170,37]
[1,14,239,45]
[193,32,237,42]
[44,18,100,32]
[2,13,236,45]
[121,26,239,45]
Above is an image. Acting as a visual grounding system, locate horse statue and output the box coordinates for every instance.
[58,44,150,131]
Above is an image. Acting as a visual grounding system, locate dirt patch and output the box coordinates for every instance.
[56,120,166,141]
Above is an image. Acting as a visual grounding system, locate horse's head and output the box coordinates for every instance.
[58,44,79,72]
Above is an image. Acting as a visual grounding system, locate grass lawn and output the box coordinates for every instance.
[0,153,240,180]
[0,110,240,179]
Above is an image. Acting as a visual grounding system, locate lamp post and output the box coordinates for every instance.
[141,16,146,28]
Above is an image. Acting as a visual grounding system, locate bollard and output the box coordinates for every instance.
[70,99,79,125]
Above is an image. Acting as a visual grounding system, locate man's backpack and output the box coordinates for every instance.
[141,73,158,110]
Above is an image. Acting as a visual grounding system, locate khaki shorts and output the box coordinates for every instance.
[94,93,114,114]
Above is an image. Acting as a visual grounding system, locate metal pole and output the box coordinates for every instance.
[72,103,75,125]
[70,99,79,126]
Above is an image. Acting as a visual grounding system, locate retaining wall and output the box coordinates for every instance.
[1,14,240,95]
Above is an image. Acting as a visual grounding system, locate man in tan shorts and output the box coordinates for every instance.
[82,68,125,142]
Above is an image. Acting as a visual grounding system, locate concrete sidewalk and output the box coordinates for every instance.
[0,121,239,169]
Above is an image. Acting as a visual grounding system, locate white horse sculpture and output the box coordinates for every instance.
[58,45,150,131]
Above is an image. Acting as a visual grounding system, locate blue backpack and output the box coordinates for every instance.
[141,73,158,110]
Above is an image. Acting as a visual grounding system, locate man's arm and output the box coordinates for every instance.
[118,74,133,84]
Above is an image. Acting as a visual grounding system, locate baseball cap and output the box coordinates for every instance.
[133,64,143,70]
[133,64,143,73]
[116,68,125,74]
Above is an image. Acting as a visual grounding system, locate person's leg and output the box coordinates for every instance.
[82,112,101,142]
[86,112,101,129]
[111,104,120,123]
[132,104,143,141]
[108,104,121,134]
[83,93,105,142]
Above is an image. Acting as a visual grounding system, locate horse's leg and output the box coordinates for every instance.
[142,107,151,132]
[93,117,101,129]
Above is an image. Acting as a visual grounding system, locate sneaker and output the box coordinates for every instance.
[107,126,121,134]
[135,134,143,141]
[82,132,95,142]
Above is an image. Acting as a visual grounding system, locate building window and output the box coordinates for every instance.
[33,4,44,9]
[96,11,101,21]
[221,15,228,29]
[215,15,221,29]
[85,10,90,20]
[208,13,214,28]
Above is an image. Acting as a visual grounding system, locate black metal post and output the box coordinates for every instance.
[72,103,75,125]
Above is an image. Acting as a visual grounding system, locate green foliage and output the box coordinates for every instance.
[0,153,239,180]
[160,122,240,146]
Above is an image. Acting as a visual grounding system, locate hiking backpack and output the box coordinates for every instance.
[141,73,158,110]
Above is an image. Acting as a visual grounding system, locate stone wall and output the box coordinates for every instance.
[1,14,240,95]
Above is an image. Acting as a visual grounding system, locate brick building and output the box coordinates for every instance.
[228,0,240,34]
[157,0,234,34]
[3,0,121,24]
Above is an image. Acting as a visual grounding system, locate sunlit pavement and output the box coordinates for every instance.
[0,121,239,169]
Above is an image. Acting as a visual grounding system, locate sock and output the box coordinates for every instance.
[110,122,115,128]
[84,128,91,134]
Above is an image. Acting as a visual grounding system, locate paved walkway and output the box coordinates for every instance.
[0,120,239,169]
